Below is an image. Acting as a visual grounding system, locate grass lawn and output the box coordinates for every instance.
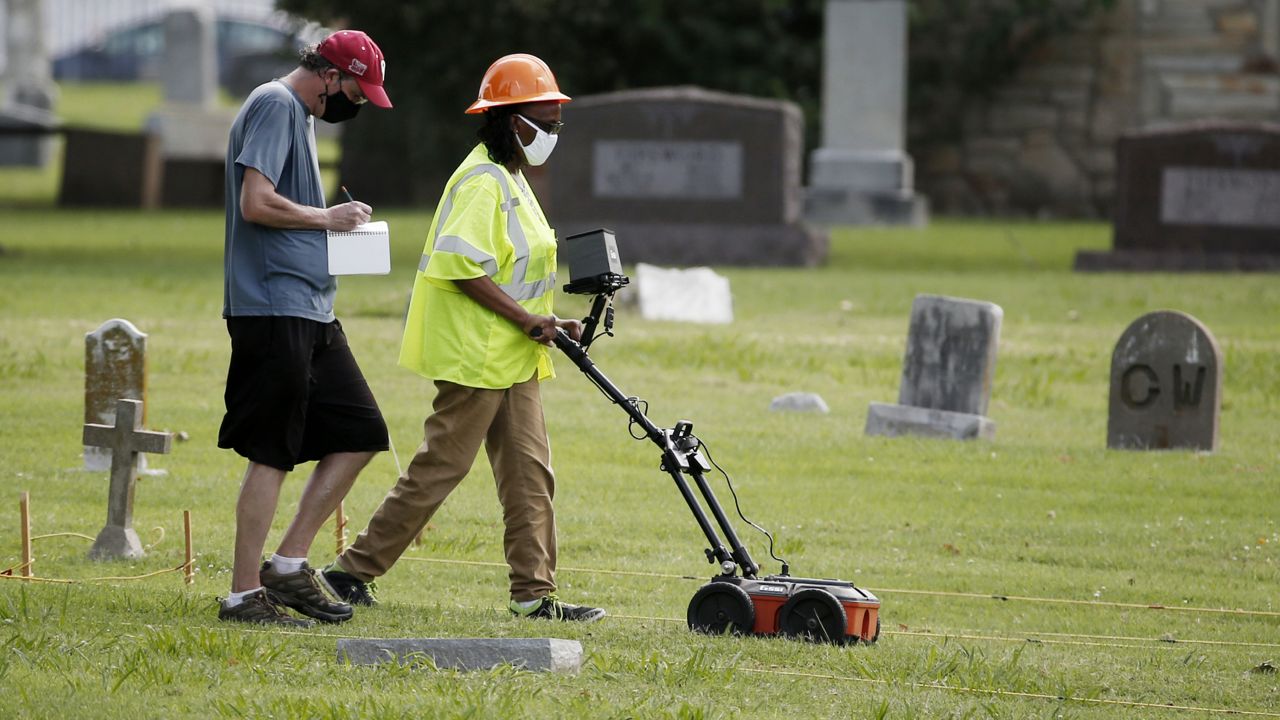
[0,212,1277,719]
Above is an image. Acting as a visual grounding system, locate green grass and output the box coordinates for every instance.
[1,213,1278,719]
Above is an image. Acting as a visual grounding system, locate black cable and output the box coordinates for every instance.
[699,441,789,574]
[626,398,650,440]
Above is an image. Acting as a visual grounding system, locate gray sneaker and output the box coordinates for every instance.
[260,561,354,624]
[218,589,314,627]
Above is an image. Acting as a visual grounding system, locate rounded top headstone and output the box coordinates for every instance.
[1107,310,1222,451]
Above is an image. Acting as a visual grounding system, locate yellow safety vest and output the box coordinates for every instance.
[399,144,557,389]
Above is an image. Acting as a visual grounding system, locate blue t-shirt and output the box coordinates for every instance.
[223,81,335,322]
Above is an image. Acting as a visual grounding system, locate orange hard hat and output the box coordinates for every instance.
[465,53,571,114]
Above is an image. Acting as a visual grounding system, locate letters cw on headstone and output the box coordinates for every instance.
[1108,311,1222,451]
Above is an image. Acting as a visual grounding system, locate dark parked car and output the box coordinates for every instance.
[53,16,307,95]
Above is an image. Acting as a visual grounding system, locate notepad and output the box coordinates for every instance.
[327,221,391,275]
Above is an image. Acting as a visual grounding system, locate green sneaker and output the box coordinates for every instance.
[510,594,606,623]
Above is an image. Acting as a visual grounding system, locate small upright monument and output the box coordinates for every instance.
[84,319,151,472]
[1108,311,1222,451]
[145,4,236,206]
[0,0,58,167]
[866,295,1002,440]
[806,0,927,226]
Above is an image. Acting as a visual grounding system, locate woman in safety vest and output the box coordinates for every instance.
[321,53,606,622]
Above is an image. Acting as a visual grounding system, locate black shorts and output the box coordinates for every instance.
[218,316,389,472]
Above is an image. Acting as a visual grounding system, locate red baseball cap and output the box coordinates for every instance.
[317,30,392,108]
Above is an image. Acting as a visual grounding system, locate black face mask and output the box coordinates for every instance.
[319,78,362,124]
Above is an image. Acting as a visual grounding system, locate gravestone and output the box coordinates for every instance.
[635,263,733,324]
[0,0,57,167]
[84,319,156,472]
[60,129,162,208]
[866,295,1002,440]
[548,86,827,267]
[1076,121,1280,271]
[1108,311,1222,451]
[82,398,172,560]
[145,4,234,207]
[769,392,830,413]
[805,0,927,226]
[337,638,583,674]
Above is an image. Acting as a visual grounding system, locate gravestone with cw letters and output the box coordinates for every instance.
[866,295,1002,440]
[1076,121,1280,271]
[548,86,827,267]
[82,398,172,560]
[1108,311,1222,451]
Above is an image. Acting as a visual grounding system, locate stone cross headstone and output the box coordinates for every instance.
[1076,121,1280,271]
[805,0,927,226]
[145,4,236,207]
[1107,311,1222,451]
[634,263,733,324]
[84,319,152,471]
[82,398,172,560]
[866,295,1002,440]
[0,0,57,167]
[548,86,827,267]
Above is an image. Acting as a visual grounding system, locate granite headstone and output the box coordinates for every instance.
[866,295,1002,440]
[1107,311,1222,451]
[548,86,827,267]
[1076,121,1280,271]
[60,129,162,208]
[337,638,583,674]
[805,0,927,226]
[145,5,234,207]
[0,0,57,167]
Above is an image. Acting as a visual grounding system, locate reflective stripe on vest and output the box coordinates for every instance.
[418,164,554,303]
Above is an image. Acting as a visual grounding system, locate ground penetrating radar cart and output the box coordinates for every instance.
[545,230,880,644]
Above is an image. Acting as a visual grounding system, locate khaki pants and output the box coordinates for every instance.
[338,376,557,601]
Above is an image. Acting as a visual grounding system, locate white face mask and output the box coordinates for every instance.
[515,114,559,166]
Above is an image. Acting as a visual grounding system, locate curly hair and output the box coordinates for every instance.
[298,45,337,72]
[477,105,522,167]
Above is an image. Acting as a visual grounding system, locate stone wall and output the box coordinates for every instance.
[915,0,1280,217]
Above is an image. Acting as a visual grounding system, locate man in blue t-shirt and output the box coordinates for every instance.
[217,30,393,627]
